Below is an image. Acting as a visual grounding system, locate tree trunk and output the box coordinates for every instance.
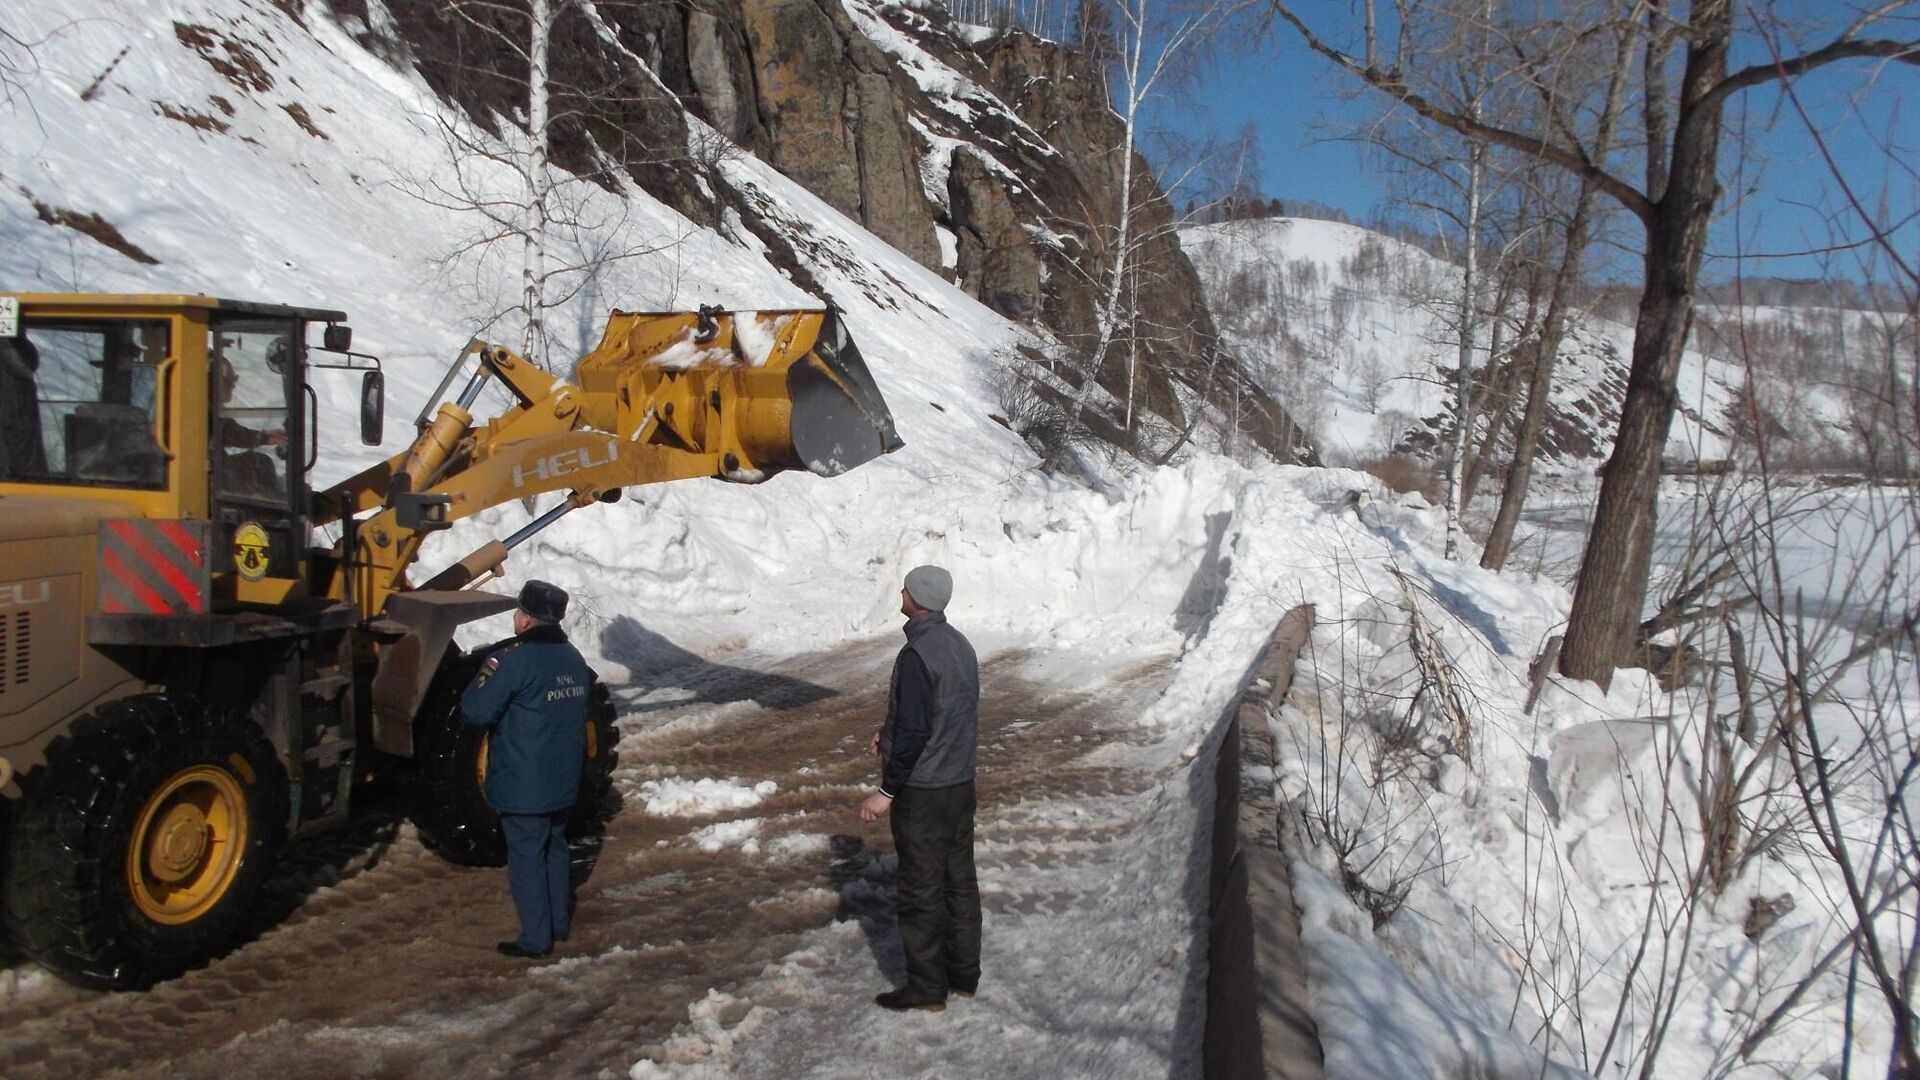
[1461,273,1532,509]
[1065,15,1142,434]
[1560,0,1730,685]
[1483,199,1588,569]
[521,0,552,367]
[1444,138,1485,561]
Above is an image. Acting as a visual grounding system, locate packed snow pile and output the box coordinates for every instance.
[637,778,779,818]
[1252,474,1918,1078]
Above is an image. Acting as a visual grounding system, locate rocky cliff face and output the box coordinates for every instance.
[329,0,1312,464]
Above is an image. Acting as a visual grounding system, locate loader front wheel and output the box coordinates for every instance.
[408,653,621,867]
[408,653,505,866]
[572,679,620,831]
[0,695,284,990]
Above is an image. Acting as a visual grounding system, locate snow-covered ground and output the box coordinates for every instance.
[4,2,1914,1077]
[1266,477,1918,1079]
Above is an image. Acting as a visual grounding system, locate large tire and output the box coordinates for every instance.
[572,679,620,831]
[407,651,619,867]
[1,695,285,990]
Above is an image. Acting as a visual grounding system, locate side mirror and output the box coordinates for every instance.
[360,370,385,446]
[324,324,353,351]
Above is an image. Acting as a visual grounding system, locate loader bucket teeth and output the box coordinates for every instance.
[789,311,903,476]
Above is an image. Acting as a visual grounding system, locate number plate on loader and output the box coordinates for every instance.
[0,297,17,338]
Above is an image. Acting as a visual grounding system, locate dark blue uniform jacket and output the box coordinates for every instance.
[461,624,593,815]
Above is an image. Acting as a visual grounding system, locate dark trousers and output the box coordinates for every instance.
[890,781,982,998]
[501,810,571,954]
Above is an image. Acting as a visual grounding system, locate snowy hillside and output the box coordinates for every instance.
[3,0,1039,655]
[3,3,1911,1078]
[1179,217,1873,469]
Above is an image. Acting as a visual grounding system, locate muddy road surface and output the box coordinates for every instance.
[0,638,1176,1079]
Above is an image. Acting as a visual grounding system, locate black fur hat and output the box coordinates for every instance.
[517,579,569,623]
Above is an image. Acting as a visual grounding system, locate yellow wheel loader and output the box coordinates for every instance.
[0,294,900,989]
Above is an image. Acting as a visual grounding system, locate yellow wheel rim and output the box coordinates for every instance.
[126,764,249,925]
[476,732,490,789]
[584,719,598,760]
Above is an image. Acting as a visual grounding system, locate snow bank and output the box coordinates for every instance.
[1291,858,1590,1080]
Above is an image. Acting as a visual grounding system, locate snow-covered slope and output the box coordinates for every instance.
[1180,217,1865,469]
[2,0,1025,653]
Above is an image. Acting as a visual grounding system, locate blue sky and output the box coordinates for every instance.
[1141,5,1919,287]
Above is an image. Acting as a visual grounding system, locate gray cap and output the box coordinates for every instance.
[903,564,952,612]
[518,579,569,623]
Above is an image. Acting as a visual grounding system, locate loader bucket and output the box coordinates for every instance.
[789,310,903,475]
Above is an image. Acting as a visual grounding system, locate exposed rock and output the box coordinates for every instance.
[947,150,1041,320]
[335,0,1315,464]
[852,71,939,267]
[740,0,860,219]
[686,10,755,144]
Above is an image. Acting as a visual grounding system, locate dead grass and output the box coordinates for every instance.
[174,23,274,94]
[281,102,327,139]
[157,102,230,133]
[1356,453,1441,502]
[29,198,159,265]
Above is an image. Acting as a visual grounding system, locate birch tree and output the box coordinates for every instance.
[399,0,677,368]
[1060,0,1224,441]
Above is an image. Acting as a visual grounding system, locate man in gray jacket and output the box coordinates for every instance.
[858,564,982,1012]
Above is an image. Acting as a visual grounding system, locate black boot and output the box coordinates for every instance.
[874,988,946,1012]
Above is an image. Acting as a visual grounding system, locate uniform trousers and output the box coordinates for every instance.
[501,809,572,954]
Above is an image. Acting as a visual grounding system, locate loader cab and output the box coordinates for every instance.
[207,313,312,605]
[0,294,351,609]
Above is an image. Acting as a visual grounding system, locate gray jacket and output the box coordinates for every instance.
[879,611,979,794]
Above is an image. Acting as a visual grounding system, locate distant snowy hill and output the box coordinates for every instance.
[1181,216,1885,472]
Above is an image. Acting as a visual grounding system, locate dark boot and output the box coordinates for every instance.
[875,988,946,1012]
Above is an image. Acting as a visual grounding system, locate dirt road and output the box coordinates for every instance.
[0,637,1176,1079]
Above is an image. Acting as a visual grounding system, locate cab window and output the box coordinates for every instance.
[0,319,170,489]
[211,325,293,505]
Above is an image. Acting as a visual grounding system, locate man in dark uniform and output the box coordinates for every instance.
[462,580,593,959]
[858,564,983,1012]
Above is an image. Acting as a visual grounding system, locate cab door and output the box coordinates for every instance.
[208,318,308,605]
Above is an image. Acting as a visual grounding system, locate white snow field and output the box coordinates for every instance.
[3,2,1913,1078]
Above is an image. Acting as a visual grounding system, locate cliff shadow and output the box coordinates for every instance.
[597,615,838,714]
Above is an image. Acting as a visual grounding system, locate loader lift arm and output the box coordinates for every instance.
[317,307,901,621]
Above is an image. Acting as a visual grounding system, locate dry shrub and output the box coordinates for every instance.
[987,358,1086,468]
[1356,453,1441,503]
